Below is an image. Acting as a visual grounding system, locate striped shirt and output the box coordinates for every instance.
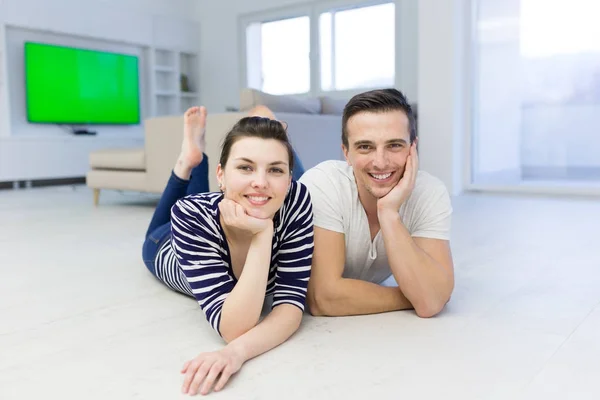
[154,180,314,336]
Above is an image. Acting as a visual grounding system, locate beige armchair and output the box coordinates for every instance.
[86,112,246,205]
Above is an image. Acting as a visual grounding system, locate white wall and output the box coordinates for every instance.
[197,0,419,113]
[417,0,468,196]
[0,0,200,181]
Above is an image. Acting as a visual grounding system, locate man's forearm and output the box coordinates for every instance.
[378,210,452,317]
[228,304,302,362]
[310,277,413,316]
[220,229,273,341]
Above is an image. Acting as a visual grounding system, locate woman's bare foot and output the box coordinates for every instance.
[181,106,207,168]
[174,106,207,180]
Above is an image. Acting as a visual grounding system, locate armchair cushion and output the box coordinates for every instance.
[89,148,146,171]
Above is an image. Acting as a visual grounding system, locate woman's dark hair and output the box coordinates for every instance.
[219,116,294,173]
[342,88,417,148]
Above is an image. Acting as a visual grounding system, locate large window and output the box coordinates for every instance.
[245,17,311,95]
[319,3,395,91]
[243,1,395,95]
[471,0,600,186]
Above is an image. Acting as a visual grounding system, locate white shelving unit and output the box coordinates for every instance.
[149,48,199,117]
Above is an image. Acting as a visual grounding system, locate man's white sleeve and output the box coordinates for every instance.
[409,182,452,240]
[298,167,345,234]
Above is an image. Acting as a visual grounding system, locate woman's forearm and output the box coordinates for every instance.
[228,304,303,362]
[219,228,273,341]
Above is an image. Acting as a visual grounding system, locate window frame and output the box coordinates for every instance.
[238,0,398,98]
[313,0,397,94]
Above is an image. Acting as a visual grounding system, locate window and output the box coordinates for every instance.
[471,0,600,186]
[243,2,395,95]
[246,16,311,95]
[320,3,395,91]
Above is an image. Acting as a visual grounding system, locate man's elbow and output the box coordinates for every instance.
[414,276,454,318]
[414,295,451,318]
[307,294,326,316]
[414,304,443,318]
[307,288,336,317]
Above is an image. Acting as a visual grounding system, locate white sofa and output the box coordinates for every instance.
[86,89,346,204]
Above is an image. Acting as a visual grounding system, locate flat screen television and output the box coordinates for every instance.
[24,42,140,125]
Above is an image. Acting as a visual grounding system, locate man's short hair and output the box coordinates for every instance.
[341,88,417,148]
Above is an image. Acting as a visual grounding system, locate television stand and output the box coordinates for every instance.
[55,124,97,136]
[73,129,97,136]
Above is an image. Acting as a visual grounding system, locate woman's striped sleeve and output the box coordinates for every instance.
[272,182,314,311]
[170,196,233,335]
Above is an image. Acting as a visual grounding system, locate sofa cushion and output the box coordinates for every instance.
[320,96,348,115]
[86,169,149,192]
[239,88,321,114]
[89,148,145,171]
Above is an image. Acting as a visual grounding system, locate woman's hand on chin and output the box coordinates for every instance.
[219,199,273,235]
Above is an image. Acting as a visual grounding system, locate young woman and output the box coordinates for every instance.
[141,106,314,396]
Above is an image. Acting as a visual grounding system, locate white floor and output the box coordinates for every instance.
[1,185,599,400]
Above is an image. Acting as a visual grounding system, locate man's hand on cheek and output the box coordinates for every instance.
[376,142,418,217]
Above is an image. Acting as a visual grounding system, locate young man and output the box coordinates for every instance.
[298,88,454,318]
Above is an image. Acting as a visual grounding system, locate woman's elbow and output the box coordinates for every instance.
[220,321,253,343]
[289,312,303,332]
[221,332,245,344]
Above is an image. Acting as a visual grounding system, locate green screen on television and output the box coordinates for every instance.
[25,42,140,125]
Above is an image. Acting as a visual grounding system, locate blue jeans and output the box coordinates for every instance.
[142,155,210,276]
[291,151,305,182]
[141,151,305,276]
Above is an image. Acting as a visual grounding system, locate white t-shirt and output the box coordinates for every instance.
[299,160,452,284]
